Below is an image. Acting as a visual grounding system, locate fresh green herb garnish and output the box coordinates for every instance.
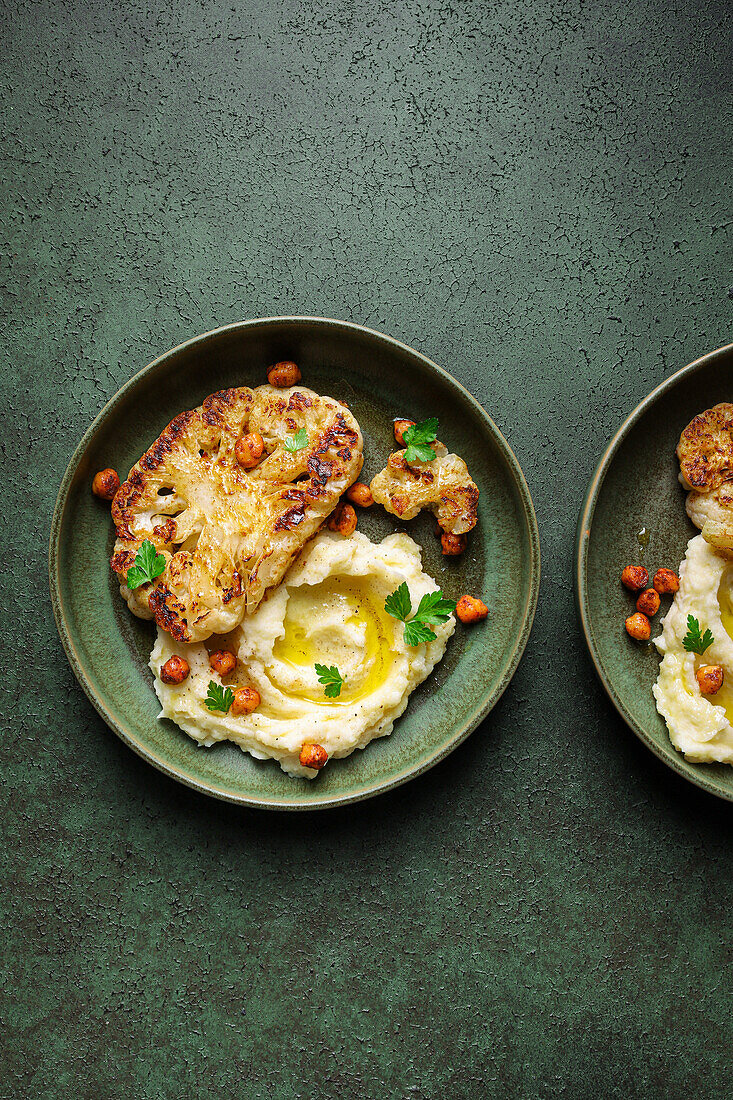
[284,428,309,452]
[126,538,166,590]
[384,582,412,622]
[682,615,714,656]
[384,582,456,646]
[402,417,439,463]
[315,663,346,698]
[205,681,234,713]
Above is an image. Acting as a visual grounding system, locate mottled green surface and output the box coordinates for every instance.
[2,0,731,1096]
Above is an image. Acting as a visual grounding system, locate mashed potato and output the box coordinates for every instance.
[151,530,454,777]
[653,533,733,764]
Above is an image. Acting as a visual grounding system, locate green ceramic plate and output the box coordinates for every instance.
[50,317,540,810]
[577,342,733,802]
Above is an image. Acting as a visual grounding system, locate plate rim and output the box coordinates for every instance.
[50,316,541,810]
[575,341,733,803]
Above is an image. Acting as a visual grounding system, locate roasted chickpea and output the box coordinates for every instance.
[456,595,488,624]
[621,565,649,592]
[160,655,190,685]
[328,501,357,536]
[696,664,724,695]
[625,612,651,641]
[394,419,416,446]
[346,482,374,507]
[267,360,301,387]
[299,742,328,769]
[653,568,680,595]
[209,650,237,676]
[230,686,261,715]
[441,531,467,556]
[636,588,661,617]
[235,431,265,470]
[92,467,120,501]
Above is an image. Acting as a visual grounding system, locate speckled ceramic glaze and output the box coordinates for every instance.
[577,343,733,802]
[50,318,540,809]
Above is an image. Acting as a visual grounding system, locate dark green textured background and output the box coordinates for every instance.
[2,0,731,1096]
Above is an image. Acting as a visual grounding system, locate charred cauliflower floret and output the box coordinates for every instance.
[677,402,733,491]
[111,385,363,642]
[677,404,733,557]
[370,442,478,535]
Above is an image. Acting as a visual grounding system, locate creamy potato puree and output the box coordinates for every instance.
[151,530,454,777]
[653,533,733,764]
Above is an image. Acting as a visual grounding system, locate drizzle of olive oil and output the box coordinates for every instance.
[271,578,394,705]
[637,527,650,558]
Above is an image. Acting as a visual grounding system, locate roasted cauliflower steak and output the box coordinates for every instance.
[677,403,733,557]
[370,442,478,534]
[111,385,363,642]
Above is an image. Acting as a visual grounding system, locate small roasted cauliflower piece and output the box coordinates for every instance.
[677,402,733,491]
[686,481,733,556]
[111,385,363,642]
[370,442,478,535]
[677,405,733,557]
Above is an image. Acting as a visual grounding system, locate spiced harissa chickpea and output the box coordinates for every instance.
[636,588,661,617]
[328,501,357,536]
[235,431,265,469]
[92,467,120,501]
[625,612,651,641]
[346,482,374,507]
[231,687,261,715]
[393,419,415,446]
[267,360,301,387]
[456,595,488,624]
[621,565,649,592]
[653,568,680,595]
[160,655,190,684]
[299,743,328,769]
[209,650,237,676]
[441,531,467,556]
[696,665,724,695]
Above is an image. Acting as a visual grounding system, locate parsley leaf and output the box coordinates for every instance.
[126,538,166,590]
[403,619,439,646]
[284,428,308,452]
[403,417,439,464]
[682,615,714,656]
[384,581,412,622]
[403,417,439,445]
[413,591,458,625]
[384,583,456,646]
[405,442,438,463]
[205,681,234,713]
[315,663,345,698]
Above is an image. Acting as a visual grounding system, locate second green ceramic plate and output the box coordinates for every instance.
[577,343,733,802]
[50,318,540,809]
